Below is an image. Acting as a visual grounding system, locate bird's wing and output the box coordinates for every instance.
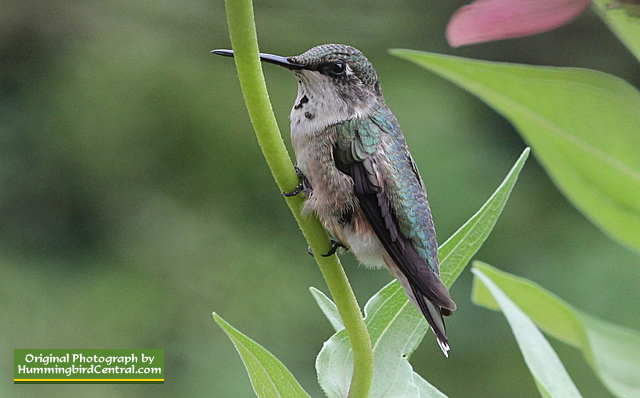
[333,114,455,311]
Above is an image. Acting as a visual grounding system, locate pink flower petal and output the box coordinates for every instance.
[446,0,591,47]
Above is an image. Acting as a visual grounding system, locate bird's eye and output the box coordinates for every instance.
[325,60,346,77]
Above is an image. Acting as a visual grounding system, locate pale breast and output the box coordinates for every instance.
[291,124,356,224]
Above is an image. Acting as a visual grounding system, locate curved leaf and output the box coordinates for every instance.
[472,265,582,397]
[472,263,640,397]
[415,373,448,398]
[592,0,640,62]
[213,313,311,398]
[393,50,640,253]
[310,287,344,332]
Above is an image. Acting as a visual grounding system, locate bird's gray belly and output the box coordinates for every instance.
[296,152,386,269]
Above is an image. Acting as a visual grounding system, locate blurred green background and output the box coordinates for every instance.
[2,0,639,396]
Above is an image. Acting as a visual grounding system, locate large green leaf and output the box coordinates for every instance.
[472,262,640,398]
[213,313,311,398]
[592,0,640,62]
[315,148,528,397]
[472,265,582,398]
[393,50,640,253]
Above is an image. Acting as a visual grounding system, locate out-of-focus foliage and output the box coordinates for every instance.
[472,264,582,398]
[473,262,640,398]
[394,50,640,253]
[2,0,638,397]
[592,0,640,62]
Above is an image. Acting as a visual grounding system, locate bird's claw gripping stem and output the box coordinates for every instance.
[307,239,347,257]
[283,166,311,197]
[322,239,347,257]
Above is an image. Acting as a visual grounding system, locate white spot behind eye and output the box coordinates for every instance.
[345,65,355,77]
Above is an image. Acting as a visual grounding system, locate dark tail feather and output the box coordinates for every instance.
[411,284,450,357]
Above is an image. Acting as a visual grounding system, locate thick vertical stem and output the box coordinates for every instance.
[220,0,373,396]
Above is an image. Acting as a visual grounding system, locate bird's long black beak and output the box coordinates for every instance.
[212,49,306,70]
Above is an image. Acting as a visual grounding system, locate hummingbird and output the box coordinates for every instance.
[213,44,457,356]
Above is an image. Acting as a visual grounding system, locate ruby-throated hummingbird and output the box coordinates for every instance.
[213,44,457,356]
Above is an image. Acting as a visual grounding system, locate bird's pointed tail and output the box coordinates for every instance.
[410,284,450,357]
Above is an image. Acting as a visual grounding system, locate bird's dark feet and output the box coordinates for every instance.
[307,240,347,257]
[322,239,347,257]
[283,166,311,197]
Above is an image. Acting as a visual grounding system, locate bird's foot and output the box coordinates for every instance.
[322,239,347,257]
[306,240,347,257]
[283,166,312,197]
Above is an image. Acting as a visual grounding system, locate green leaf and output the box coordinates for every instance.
[363,281,431,397]
[316,148,528,397]
[310,287,344,332]
[472,263,640,398]
[393,50,640,253]
[472,265,582,397]
[316,329,354,397]
[213,313,311,398]
[414,373,448,398]
[592,0,640,63]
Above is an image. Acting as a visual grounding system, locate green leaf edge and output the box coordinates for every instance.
[390,49,640,253]
[439,147,530,285]
[213,312,311,398]
[472,262,640,398]
[592,0,640,63]
[310,287,344,332]
[472,265,582,398]
[313,283,447,398]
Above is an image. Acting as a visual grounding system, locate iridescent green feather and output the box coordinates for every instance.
[337,109,440,274]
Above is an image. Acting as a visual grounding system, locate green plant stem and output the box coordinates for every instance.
[221,0,373,396]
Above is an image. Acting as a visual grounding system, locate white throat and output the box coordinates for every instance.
[289,69,373,138]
